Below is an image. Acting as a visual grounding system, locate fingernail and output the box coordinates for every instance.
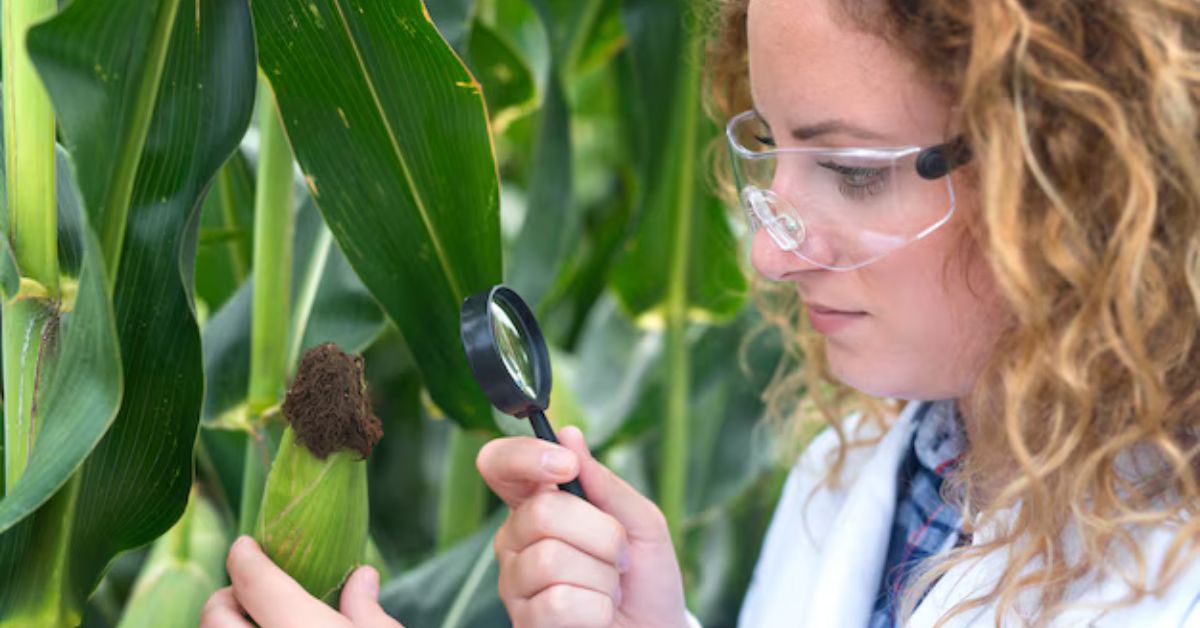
[541,450,573,475]
[616,545,631,574]
[234,535,258,552]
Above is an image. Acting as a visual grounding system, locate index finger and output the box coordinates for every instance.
[476,436,580,508]
[226,536,349,628]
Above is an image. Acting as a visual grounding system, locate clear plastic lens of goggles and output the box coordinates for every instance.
[728,119,956,270]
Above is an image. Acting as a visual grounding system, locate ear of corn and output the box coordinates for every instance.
[254,424,370,603]
[252,341,379,603]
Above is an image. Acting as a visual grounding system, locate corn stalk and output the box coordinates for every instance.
[0,2,66,623]
[659,2,704,549]
[2,0,58,498]
[239,78,295,534]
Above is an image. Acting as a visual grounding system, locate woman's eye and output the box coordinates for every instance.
[753,131,776,148]
[817,161,890,199]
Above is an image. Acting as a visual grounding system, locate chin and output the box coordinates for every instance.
[828,357,921,401]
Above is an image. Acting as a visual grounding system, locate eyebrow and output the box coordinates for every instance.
[753,107,889,142]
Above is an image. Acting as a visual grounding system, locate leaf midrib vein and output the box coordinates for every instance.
[328,0,464,301]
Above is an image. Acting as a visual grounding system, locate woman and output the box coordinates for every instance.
[203,0,1200,625]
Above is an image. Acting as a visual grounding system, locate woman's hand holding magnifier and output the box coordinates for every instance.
[462,286,689,627]
[477,427,689,627]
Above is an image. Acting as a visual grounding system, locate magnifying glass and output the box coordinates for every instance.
[460,285,587,500]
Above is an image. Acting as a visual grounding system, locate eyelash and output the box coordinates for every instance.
[817,161,890,199]
[752,119,888,199]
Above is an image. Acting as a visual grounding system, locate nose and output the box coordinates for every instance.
[748,224,824,281]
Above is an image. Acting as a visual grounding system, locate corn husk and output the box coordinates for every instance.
[254,425,369,603]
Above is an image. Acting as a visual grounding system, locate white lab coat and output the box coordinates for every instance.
[686,399,1200,627]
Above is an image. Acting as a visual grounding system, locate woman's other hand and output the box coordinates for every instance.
[477,425,688,627]
[200,535,404,628]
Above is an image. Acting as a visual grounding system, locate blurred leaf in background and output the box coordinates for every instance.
[116,492,229,628]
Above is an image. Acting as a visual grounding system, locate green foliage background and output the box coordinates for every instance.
[0,0,801,626]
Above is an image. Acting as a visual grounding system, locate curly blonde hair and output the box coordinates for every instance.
[703,0,1200,624]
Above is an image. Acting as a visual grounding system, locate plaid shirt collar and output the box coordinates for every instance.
[914,398,967,476]
[869,399,968,627]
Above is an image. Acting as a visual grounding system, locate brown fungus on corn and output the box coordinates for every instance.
[282,342,383,459]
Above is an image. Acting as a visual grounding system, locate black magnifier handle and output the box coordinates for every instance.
[529,411,588,500]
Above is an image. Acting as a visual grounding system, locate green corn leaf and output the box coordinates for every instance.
[0,153,121,623]
[251,0,503,431]
[0,0,257,615]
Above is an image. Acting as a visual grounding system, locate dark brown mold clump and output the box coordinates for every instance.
[282,342,383,459]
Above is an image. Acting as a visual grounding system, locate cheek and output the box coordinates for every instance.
[825,227,1002,398]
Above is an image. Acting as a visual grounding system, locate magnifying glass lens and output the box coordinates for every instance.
[490,299,537,399]
[462,285,587,500]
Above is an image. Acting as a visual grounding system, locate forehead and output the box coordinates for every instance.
[746,0,949,144]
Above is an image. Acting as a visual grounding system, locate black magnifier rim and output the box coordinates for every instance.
[460,285,552,418]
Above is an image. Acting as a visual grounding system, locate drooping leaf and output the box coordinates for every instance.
[201,278,253,427]
[492,0,550,82]
[682,310,778,515]
[252,0,502,431]
[23,0,257,606]
[201,278,252,427]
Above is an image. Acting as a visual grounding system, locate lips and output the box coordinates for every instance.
[806,303,864,336]
[806,301,866,315]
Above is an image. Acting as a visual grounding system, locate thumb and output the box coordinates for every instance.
[557,426,671,544]
[339,566,401,627]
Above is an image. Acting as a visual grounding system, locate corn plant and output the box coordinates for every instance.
[0,0,794,626]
